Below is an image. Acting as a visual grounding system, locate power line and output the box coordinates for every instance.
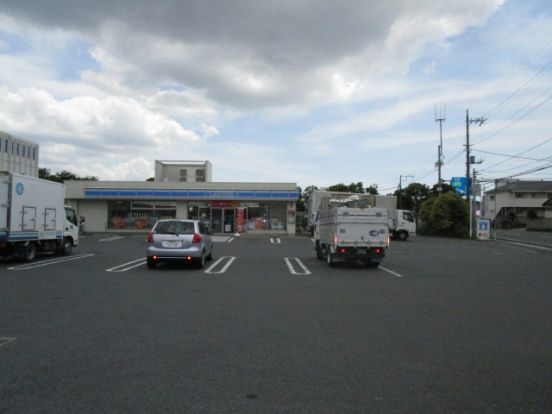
[479,137,552,172]
[482,54,552,119]
[475,86,552,144]
[472,148,552,162]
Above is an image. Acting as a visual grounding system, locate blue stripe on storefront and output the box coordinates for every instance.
[84,189,300,201]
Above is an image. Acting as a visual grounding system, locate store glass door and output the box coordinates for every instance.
[211,208,223,233]
[223,209,235,233]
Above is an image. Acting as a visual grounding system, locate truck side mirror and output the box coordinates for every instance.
[80,216,86,224]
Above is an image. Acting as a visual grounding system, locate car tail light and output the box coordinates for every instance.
[375,248,382,255]
[147,232,154,243]
[192,233,202,244]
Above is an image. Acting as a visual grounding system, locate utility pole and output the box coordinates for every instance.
[398,174,414,209]
[465,109,486,208]
[435,104,446,186]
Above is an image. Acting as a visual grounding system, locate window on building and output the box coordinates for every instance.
[179,169,187,182]
[17,143,20,156]
[108,200,176,230]
[196,169,205,182]
[514,192,525,199]
[33,147,36,160]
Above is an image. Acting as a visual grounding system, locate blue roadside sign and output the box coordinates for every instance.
[451,177,467,195]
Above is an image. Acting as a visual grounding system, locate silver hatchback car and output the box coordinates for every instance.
[146,219,213,269]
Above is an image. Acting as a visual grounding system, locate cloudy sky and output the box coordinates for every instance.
[1,0,551,192]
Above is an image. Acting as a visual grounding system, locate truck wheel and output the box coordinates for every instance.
[59,238,73,256]
[22,243,37,262]
[326,249,335,267]
[315,241,324,260]
[398,231,408,241]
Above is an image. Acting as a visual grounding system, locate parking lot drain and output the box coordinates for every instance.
[246,394,258,400]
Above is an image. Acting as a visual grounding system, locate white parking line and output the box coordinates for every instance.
[270,238,282,244]
[8,253,96,270]
[205,256,236,274]
[227,237,235,243]
[0,337,16,347]
[100,235,127,242]
[284,257,311,275]
[379,266,403,278]
[106,258,147,272]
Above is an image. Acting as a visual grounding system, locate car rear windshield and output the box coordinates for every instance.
[155,221,195,234]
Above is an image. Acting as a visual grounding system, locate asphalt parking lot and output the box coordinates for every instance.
[1,234,551,413]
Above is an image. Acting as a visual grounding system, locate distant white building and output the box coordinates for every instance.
[0,131,39,177]
[483,180,552,224]
[154,160,212,183]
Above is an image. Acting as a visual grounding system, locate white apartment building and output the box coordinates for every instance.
[483,180,552,223]
[0,131,39,177]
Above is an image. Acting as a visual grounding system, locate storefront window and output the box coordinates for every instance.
[246,203,286,231]
[108,200,176,230]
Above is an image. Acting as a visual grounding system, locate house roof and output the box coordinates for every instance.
[486,180,552,195]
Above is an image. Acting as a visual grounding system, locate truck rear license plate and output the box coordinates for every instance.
[162,241,182,248]
[356,248,367,254]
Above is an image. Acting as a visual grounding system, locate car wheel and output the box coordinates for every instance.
[206,247,213,261]
[196,254,205,269]
[146,257,156,269]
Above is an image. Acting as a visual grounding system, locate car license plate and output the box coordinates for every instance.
[162,241,182,248]
[356,248,367,255]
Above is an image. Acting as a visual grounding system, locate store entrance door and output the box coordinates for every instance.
[223,209,235,233]
[211,208,223,233]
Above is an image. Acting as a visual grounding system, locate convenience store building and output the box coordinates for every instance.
[64,161,299,235]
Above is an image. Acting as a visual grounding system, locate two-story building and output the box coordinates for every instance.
[483,180,552,226]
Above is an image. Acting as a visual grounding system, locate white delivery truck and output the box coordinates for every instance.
[314,196,389,267]
[0,172,79,261]
[308,190,416,241]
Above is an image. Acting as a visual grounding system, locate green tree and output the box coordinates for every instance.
[395,182,430,214]
[327,182,364,193]
[420,192,469,238]
[365,184,379,195]
[297,185,319,212]
[39,167,98,183]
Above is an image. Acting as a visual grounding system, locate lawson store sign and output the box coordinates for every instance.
[84,188,300,201]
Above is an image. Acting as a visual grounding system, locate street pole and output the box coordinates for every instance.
[466,110,471,208]
[435,104,446,186]
[465,109,486,237]
[398,175,413,209]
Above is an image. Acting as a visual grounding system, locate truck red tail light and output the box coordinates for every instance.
[147,232,154,243]
[192,233,202,244]
[339,247,347,254]
[375,248,382,255]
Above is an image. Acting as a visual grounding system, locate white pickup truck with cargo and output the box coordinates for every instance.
[314,196,389,267]
[308,190,416,241]
[0,172,79,261]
